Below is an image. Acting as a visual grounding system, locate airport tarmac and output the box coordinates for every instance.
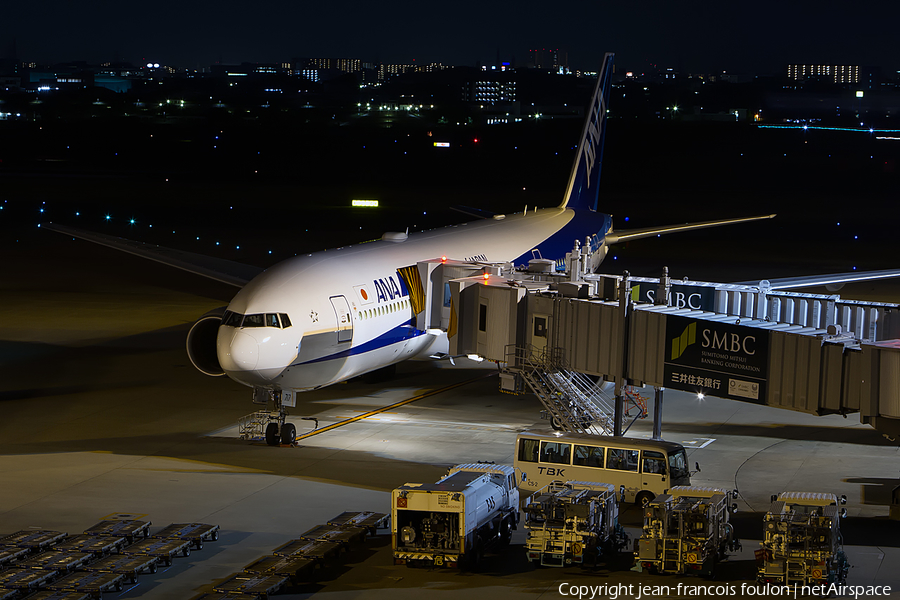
[2,230,900,599]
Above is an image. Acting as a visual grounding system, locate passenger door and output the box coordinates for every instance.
[330,295,353,343]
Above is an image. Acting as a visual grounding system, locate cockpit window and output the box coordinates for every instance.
[243,314,265,327]
[223,311,243,328]
[222,311,291,328]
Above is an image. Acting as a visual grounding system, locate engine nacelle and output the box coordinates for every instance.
[186,306,228,377]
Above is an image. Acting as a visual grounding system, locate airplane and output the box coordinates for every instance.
[44,53,784,445]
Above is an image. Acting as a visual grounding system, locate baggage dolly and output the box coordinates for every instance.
[83,519,150,544]
[120,537,192,566]
[0,567,57,591]
[82,554,160,583]
[214,573,289,598]
[243,555,317,584]
[327,511,389,535]
[45,571,126,595]
[271,539,341,561]
[19,550,93,574]
[54,534,126,558]
[0,530,67,552]
[298,524,367,549]
[154,522,220,550]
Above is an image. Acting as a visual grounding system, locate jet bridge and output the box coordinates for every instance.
[435,249,900,438]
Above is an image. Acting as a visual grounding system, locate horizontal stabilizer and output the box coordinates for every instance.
[42,223,262,287]
[605,213,776,245]
[738,268,900,290]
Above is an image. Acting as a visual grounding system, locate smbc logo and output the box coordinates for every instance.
[671,322,696,360]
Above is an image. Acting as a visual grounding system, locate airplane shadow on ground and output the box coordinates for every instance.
[844,477,900,506]
[658,421,897,447]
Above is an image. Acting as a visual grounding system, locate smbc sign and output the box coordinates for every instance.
[663,315,769,404]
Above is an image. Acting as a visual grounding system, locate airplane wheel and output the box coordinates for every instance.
[281,422,296,445]
[265,423,280,446]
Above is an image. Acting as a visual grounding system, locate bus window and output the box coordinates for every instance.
[607,448,639,472]
[642,450,666,474]
[518,438,540,463]
[540,441,571,465]
[668,449,690,481]
[573,445,604,468]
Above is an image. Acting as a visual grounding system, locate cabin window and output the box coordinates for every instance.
[573,445,604,468]
[642,450,666,475]
[607,448,639,472]
[518,438,540,463]
[540,441,571,465]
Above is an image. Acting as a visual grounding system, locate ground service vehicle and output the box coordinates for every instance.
[757,492,850,586]
[635,486,739,576]
[524,481,628,567]
[515,430,691,504]
[392,463,519,569]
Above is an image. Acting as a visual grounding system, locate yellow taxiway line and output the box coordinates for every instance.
[295,373,493,441]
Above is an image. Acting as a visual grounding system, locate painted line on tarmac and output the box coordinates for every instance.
[295,373,493,441]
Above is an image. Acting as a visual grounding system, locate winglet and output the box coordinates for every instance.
[560,52,614,212]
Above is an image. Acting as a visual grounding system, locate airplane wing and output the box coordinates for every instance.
[737,269,900,290]
[41,223,263,287]
[604,213,777,245]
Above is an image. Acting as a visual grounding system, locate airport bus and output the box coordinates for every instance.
[514,430,691,506]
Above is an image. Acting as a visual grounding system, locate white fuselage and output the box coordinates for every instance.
[216,206,576,391]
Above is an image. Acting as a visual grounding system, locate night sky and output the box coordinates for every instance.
[4,1,900,75]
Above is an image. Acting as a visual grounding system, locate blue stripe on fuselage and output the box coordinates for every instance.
[513,211,612,267]
[294,320,426,366]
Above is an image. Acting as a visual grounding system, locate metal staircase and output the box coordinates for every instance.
[504,345,642,435]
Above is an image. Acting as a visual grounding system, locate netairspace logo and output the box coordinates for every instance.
[557,582,893,600]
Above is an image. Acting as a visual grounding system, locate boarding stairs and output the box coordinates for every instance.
[505,346,641,435]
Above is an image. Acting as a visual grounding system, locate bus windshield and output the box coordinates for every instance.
[668,450,689,481]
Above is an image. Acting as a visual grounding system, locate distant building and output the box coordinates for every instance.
[463,78,517,104]
[378,64,415,81]
[528,48,567,71]
[787,64,859,84]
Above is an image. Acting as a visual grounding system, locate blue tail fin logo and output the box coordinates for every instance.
[560,52,614,212]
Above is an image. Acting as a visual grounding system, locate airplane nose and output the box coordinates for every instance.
[218,330,259,372]
[229,332,259,370]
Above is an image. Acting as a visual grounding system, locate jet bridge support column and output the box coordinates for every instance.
[613,272,630,437]
[652,387,664,441]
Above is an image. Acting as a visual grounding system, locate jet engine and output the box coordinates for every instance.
[187,306,227,376]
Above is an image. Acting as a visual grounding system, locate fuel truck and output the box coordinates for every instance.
[757,492,850,586]
[635,485,739,576]
[392,463,520,569]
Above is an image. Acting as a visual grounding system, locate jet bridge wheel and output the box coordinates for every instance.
[265,423,280,446]
[281,422,296,445]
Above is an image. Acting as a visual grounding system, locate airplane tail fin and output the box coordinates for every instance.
[559,52,614,212]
